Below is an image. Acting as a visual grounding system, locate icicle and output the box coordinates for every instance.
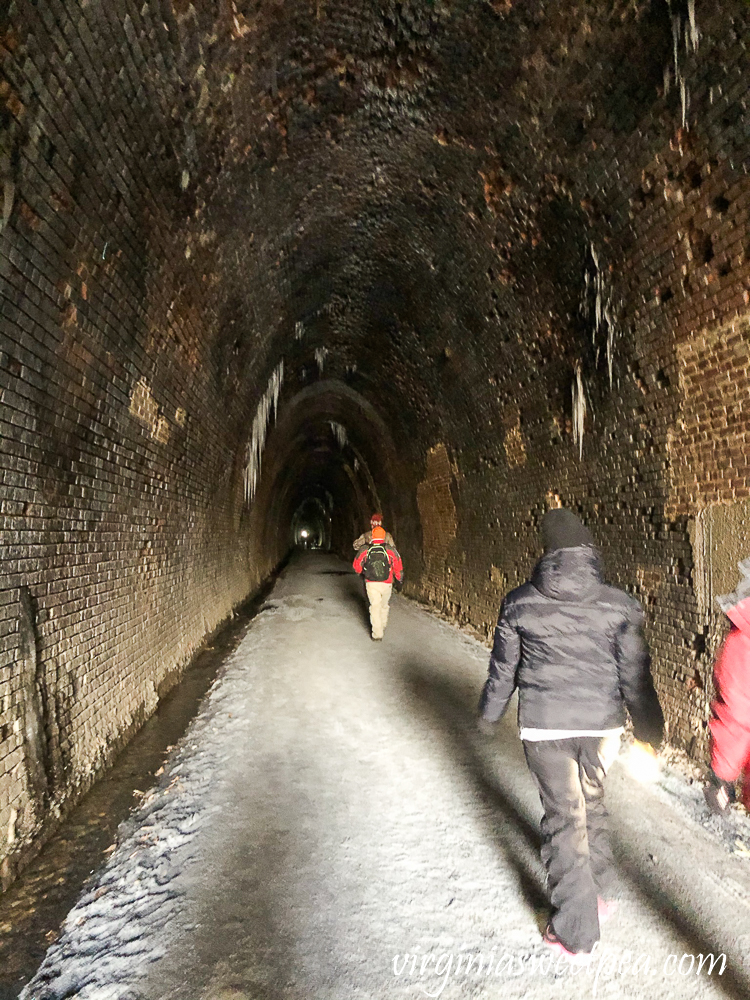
[295,321,304,341]
[667,1,698,132]
[582,240,620,388]
[583,269,592,321]
[687,0,699,51]
[329,421,347,448]
[591,243,601,340]
[314,347,328,374]
[681,77,688,129]
[604,303,616,386]
[572,363,586,459]
[243,361,284,503]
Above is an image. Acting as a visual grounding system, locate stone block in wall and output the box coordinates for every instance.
[691,499,750,618]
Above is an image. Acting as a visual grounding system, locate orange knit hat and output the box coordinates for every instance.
[371,527,386,542]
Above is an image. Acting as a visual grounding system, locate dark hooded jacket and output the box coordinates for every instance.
[479,546,664,745]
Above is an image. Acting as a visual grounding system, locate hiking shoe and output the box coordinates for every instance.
[542,926,592,966]
[597,897,619,924]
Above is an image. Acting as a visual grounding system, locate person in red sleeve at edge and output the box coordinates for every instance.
[353,526,403,640]
[477,508,664,964]
[705,558,750,816]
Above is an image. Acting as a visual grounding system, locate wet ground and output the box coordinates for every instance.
[10,553,750,999]
[0,582,275,1000]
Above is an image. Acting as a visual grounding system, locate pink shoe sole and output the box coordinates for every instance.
[542,928,592,966]
[598,898,619,924]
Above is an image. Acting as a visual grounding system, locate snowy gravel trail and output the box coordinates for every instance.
[21,554,750,1000]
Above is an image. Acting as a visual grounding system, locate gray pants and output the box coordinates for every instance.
[523,734,620,953]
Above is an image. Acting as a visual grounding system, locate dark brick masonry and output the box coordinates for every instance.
[1,0,750,885]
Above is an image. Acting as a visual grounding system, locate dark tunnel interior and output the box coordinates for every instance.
[248,379,402,570]
[2,0,750,887]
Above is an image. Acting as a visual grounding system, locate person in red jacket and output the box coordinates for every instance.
[705,559,750,814]
[353,527,403,640]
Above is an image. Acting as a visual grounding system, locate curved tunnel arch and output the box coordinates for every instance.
[290,495,331,551]
[246,379,408,581]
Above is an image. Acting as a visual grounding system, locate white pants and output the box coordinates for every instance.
[365,581,393,638]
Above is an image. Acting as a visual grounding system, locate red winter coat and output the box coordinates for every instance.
[710,597,750,784]
[353,542,403,585]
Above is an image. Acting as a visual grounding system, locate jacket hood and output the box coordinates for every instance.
[718,556,750,630]
[531,545,603,602]
[541,508,594,552]
[725,595,750,633]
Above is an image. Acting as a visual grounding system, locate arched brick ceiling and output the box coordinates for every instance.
[4,0,732,478]
[114,0,711,522]
[14,0,683,438]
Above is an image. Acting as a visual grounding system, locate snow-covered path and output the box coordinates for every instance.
[22,554,750,1000]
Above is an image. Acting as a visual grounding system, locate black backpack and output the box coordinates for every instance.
[363,542,391,582]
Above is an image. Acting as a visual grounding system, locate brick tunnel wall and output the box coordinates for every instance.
[0,1,276,888]
[2,0,750,887]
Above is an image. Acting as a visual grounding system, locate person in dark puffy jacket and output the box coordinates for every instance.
[704,559,750,815]
[478,508,664,961]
